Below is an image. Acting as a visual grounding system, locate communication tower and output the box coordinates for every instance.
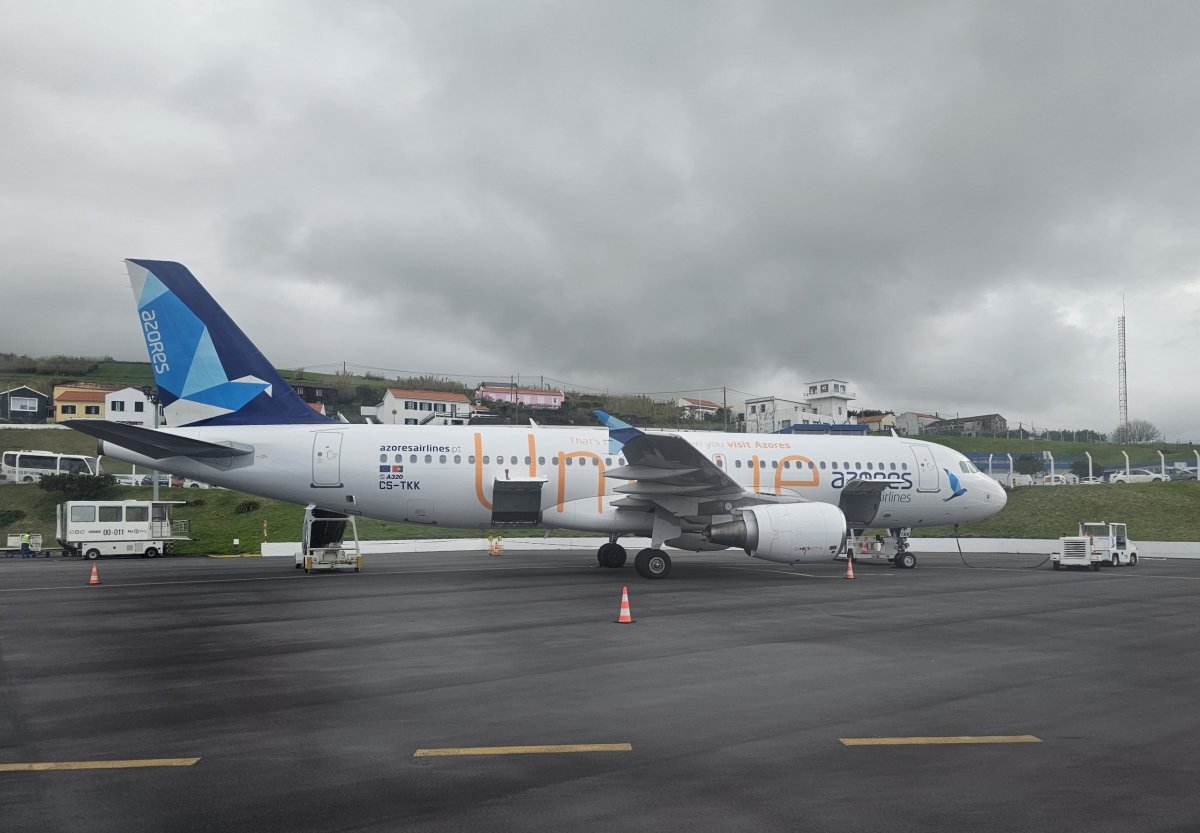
[1117,299,1128,433]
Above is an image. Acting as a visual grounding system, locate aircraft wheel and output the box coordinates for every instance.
[896,552,917,569]
[635,548,671,579]
[597,542,627,568]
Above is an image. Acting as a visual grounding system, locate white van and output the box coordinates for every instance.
[55,500,191,559]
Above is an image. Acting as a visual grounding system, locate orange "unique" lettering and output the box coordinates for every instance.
[556,451,607,513]
[775,455,819,491]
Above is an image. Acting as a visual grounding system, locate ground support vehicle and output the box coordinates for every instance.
[294,505,363,574]
[56,500,191,559]
[3,534,47,557]
[1052,522,1138,571]
[844,528,917,569]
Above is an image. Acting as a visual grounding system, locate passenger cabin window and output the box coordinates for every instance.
[126,506,148,522]
[99,506,121,522]
[70,505,96,523]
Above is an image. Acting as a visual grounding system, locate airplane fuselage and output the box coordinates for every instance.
[101,424,1005,535]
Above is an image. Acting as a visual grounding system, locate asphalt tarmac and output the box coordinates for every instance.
[2,548,1199,832]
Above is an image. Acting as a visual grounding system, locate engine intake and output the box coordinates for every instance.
[706,502,847,565]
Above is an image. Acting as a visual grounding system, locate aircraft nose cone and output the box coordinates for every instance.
[992,483,1008,511]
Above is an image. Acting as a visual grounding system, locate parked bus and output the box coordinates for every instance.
[1,449,101,482]
[55,500,191,559]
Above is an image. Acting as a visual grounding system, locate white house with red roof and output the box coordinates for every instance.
[362,389,473,425]
[676,397,720,419]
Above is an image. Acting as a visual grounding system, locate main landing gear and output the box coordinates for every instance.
[594,540,672,578]
[634,548,671,579]
[597,541,627,569]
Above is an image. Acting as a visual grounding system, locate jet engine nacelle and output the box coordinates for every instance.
[705,502,847,565]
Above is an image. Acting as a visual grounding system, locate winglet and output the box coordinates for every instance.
[595,410,644,454]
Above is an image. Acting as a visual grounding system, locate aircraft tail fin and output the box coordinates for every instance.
[125,259,334,427]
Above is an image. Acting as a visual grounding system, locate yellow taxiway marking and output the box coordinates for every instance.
[840,735,1040,747]
[0,757,201,772]
[414,743,632,757]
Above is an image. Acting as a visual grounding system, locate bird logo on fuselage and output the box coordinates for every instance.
[943,468,968,502]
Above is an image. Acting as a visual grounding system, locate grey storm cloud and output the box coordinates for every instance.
[3,1,1200,437]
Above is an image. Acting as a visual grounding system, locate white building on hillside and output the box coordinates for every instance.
[104,387,157,428]
[804,379,855,422]
[895,412,940,435]
[677,397,720,419]
[362,389,472,425]
[744,397,825,433]
[741,379,859,433]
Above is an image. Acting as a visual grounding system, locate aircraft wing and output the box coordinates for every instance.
[596,410,748,516]
[65,420,254,462]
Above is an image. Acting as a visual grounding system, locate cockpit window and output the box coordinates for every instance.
[959,461,980,474]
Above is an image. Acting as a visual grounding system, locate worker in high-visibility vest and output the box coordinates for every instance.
[20,531,31,558]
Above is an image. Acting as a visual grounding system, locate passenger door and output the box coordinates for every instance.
[312,432,343,488]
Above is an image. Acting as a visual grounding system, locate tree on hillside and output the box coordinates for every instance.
[38,473,117,501]
[1112,419,1161,444]
[1069,460,1094,478]
[1013,454,1044,475]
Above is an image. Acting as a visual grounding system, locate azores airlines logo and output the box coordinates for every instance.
[132,267,271,426]
[943,468,968,502]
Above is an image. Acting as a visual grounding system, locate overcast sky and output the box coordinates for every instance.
[3,1,1199,439]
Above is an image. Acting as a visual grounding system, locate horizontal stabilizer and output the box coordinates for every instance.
[65,420,254,461]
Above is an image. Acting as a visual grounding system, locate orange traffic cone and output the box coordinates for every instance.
[88,563,101,586]
[614,585,634,623]
[844,556,855,580]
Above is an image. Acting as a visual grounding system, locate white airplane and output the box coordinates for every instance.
[67,259,1007,578]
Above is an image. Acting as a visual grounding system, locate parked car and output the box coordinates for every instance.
[1109,469,1165,483]
[1039,474,1079,486]
[140,474,171,487]
[112,474,142,486]
[1168,468,1197,481]
[1079,476,1105,485]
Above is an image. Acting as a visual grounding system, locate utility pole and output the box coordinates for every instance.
[723,386,727,432]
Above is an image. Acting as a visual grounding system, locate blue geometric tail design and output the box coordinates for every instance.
[125,259,333,427]
[595,410,644,455]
